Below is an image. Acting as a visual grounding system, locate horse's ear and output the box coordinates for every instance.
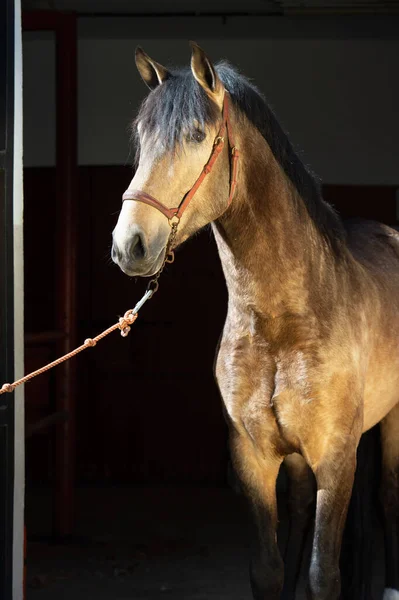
[135,47,169,90]
[190,42,224,109]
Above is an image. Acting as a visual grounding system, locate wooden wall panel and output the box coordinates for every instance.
[24,168,57,485]
[24,167,57,333]
[76,166,228,483]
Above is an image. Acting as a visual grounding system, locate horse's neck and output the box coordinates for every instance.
[213,134,341,320]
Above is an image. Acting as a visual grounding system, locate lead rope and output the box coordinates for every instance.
[0,223,179,396]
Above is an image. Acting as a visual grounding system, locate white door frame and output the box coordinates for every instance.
[13,1,24,598]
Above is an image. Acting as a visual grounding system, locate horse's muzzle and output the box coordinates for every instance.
[111,227,165,277]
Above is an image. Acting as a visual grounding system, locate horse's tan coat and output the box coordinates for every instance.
[112,43,399,600]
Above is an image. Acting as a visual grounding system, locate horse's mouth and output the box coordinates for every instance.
[119,246,166,278]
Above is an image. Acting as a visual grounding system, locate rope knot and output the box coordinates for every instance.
[0,287,155,394]
[119,311,138,337]
[1,383,14,393]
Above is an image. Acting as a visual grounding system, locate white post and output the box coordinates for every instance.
[12,1,24,598]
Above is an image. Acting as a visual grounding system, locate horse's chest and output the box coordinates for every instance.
[217,342,314,448]
[272,352,314,405]
[269,355,315,445]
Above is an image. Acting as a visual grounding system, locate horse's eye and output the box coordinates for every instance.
[187,129,206,144]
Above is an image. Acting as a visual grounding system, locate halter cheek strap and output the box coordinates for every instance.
[122,93,239,224]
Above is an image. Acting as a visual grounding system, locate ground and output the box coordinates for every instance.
[26,485,386,600]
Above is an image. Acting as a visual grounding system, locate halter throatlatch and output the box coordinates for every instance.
[122,93,239,225]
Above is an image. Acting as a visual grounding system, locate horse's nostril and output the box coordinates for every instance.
[130,233,146,261]
[111,244,121,263]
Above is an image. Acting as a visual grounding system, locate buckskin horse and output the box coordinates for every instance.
[111,43,399,600]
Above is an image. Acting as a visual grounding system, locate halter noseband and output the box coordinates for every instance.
[122,93,239,226]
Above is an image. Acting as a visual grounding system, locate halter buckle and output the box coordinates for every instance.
[214,136,224,146]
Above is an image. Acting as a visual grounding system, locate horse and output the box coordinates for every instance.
[111,42,399,600]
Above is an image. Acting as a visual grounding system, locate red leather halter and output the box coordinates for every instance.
[122,93,239,225]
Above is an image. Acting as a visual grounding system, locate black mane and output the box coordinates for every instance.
[134,61,346,253]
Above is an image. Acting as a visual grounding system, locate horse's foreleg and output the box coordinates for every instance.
[230,430,284,600]
[282,453,315,600]
[380,403,399,600]
[306,439,358,600]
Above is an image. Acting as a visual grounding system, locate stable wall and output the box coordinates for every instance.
[23,16,399,185]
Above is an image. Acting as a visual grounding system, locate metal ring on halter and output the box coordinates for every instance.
[168,214,180,227]
[147,279,160,294]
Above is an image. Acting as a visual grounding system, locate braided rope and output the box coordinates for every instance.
[0,292,151,396]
